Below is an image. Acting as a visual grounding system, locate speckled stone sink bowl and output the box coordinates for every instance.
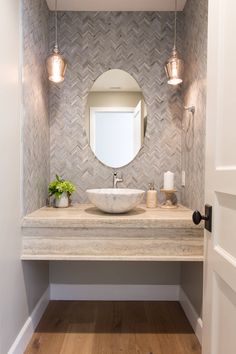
[86,188,145,214]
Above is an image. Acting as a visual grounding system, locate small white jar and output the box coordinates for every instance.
[55,193,69,208]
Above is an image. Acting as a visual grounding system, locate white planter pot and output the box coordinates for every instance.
[55,193,69,208]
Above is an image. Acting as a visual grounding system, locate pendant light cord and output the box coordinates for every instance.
[55,0,58,49]
[174,0,177,50]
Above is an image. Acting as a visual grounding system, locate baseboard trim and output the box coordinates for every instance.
[50,284,180,301]
[179,287,203,345]
[7,287,50,354]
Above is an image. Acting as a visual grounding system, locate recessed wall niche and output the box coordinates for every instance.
[21,0,207,325]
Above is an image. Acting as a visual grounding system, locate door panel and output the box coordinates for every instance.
[215,193,236,258]
[215,2,236,168]
[212,274,236,354]
[203,0,236,353]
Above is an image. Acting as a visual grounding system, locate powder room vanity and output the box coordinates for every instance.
[21,204,203,261]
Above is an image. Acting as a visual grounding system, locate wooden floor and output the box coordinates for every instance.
[25,301,201,354]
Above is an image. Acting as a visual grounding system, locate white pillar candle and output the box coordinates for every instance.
[164,171,174,190]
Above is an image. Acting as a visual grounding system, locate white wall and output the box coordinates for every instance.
[0,1,48,353]
[180,262,203,317]
[50,261,181,286]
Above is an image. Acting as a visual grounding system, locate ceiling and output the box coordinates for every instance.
[46,0,187,12]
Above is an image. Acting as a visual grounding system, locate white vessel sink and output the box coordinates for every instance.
[86,188,145,214]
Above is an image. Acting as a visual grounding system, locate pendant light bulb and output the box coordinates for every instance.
[165,0,184,85]
[46,0,67,83]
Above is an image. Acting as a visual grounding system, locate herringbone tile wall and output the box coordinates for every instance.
[181,0,208,211]
[49,12,184,203]
[22,3,207,212]
[22,0,50,214]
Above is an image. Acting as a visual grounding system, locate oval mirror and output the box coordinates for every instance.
[85,69,147,168]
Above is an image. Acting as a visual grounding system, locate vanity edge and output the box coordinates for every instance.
[22,203,204,230]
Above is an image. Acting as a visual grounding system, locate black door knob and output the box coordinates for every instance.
[192,205,212,232]
[192,210,208,225]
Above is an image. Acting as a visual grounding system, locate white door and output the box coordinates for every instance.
[203,0,236,353]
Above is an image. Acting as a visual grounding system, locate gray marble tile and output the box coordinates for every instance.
[181,0,208,211]
[49,12,183,204]
[22,0,50,214]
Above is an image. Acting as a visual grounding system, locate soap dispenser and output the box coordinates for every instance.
[146,183,157,208]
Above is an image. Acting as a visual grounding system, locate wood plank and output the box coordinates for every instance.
[24,301,201,354]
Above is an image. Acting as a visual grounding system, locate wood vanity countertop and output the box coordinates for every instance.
[21,204,204,262]
[22,203,202,229]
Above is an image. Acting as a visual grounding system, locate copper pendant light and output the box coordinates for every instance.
[165,0,184,85]
[46,0,67,83]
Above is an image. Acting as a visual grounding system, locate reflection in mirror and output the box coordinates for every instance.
[85,69,147,168]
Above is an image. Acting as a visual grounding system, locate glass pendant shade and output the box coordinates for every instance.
[46,46,66,83]
[165,0,184,85]
[46,0,66,83]
[165,48,184,85]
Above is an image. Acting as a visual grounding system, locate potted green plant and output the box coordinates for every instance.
[48,175,76,208]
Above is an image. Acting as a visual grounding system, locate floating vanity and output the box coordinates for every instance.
[21,204,204,261]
